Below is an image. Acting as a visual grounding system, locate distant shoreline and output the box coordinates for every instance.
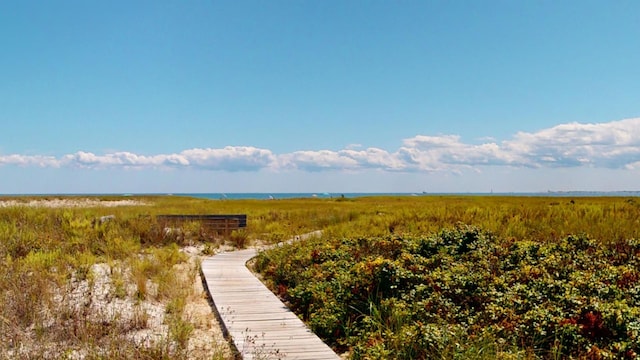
[2,191,640,199]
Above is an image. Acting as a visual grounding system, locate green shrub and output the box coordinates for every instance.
[258,225,640,358]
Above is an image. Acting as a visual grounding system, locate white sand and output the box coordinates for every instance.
[0,198,146,208]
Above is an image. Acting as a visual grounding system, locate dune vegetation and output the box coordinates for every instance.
[0,194,377,359]
[254,195,640,359]
[2,195,640,359]
[0,196,236,359]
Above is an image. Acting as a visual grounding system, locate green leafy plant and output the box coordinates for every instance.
[258,216,640,359]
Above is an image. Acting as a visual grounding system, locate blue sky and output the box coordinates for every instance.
[1,1,639,194]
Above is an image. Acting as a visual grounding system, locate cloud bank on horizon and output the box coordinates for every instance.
[3,118,640,173]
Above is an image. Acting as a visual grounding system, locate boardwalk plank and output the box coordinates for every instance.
[202,236,341,360]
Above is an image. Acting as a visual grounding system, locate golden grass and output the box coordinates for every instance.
[2,194,639,358]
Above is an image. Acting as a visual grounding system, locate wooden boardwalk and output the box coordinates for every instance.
[202,235,341,359]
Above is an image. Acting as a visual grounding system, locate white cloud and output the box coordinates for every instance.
[62,151,173,168]
[278,150,359,171]
[57,147,276,171]
[394,117,640,170]
[504,118,640,168]
[345,143,363,150]
[0,154,60,167]
[2,117,640,173]
[402,134,463,149]
[277,147,407,171]
[339,148,406,170]
[179,146,275,171]
[398,135,516,169]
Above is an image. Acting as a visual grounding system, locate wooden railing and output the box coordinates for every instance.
[157,214,247,235]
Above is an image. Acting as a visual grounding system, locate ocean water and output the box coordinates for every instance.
[3,191,640,199]
[174,191,640,200]
[177,192,411,200]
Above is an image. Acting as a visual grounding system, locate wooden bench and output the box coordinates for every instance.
[157,214,247,236]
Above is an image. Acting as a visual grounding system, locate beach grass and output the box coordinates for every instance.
[2,194,640,359]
